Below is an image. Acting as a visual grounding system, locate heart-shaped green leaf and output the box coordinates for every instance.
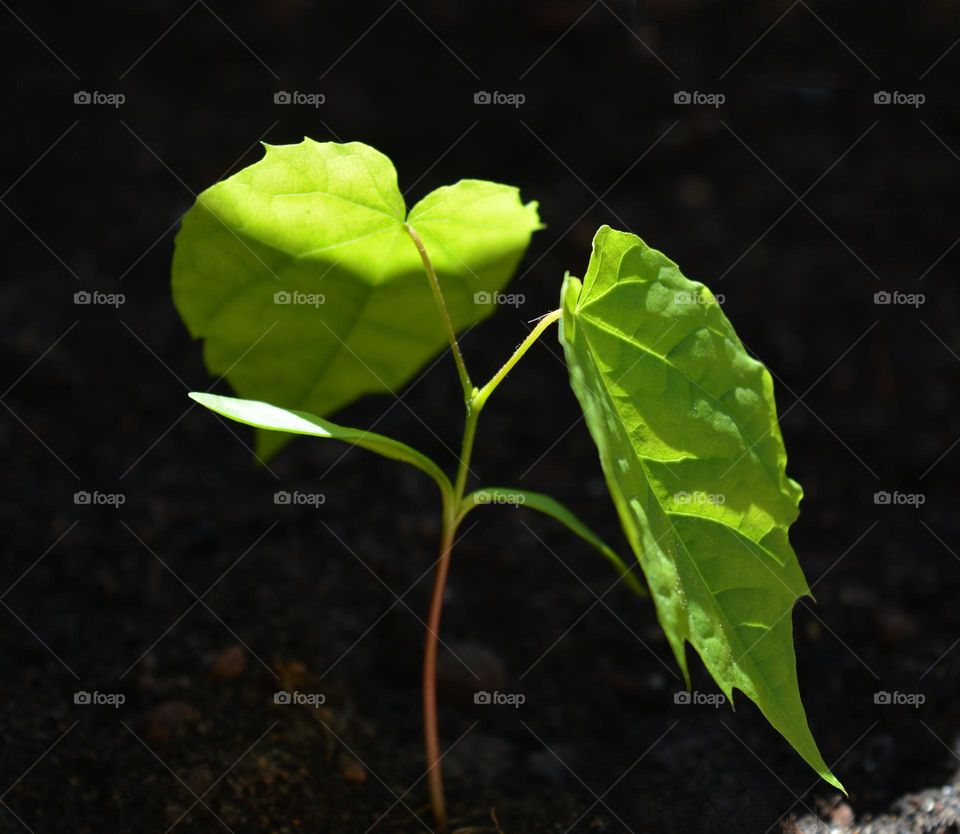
[172,140,540,457]
[559,226,842,791]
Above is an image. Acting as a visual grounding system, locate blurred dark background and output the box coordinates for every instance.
[2,2,960,832]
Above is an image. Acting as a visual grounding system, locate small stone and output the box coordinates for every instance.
[339,754,367,783]
[145,701,200,745]
[437,642,506,703]
[209,644,247,681]
[829,801,854,828]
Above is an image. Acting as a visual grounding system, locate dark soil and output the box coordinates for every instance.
[2,2,960,832]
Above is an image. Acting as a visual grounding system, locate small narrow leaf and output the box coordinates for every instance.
[559,226,842,791]
[462,487,646,596]
[172,140,540,458]
[189,393,452,501]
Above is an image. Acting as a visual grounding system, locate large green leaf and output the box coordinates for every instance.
[189,392,452,502]
[559,226,841,791]
[172,140,541,458]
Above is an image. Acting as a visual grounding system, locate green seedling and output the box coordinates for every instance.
[171,139,842,831]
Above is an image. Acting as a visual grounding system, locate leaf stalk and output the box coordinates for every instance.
[405,223,473,400]
[473,309,562,411]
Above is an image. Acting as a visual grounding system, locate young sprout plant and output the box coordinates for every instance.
[172,139,843,831]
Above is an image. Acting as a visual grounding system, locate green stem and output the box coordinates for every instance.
[473,309,562,411]
[454,402,480,500]
[405,223,474,400]
[415,286,562,829]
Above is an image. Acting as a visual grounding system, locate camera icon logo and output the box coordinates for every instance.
[874,91,891,105]
[674,91,691,104]
[274,91,291,104]
[74,291,92,305]
[473,291,492,305]
[274,490,292,505]
[74,690,92,704]
[674,691,692,704]
[874,690,891,704]
[873,491,891,505]
[874,291,891,305]
[74,91,91,105]
[474,91,491,105]
[474,690,492,705]
[273,291,291,305]
[74,491,91,505]
[274,691,292,704]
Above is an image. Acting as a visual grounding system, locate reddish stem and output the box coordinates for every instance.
[423,522,455,832]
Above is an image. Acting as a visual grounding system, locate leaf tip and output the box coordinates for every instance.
[591,224,615,245]
[189,391,227,415]
[823,771,847,795]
